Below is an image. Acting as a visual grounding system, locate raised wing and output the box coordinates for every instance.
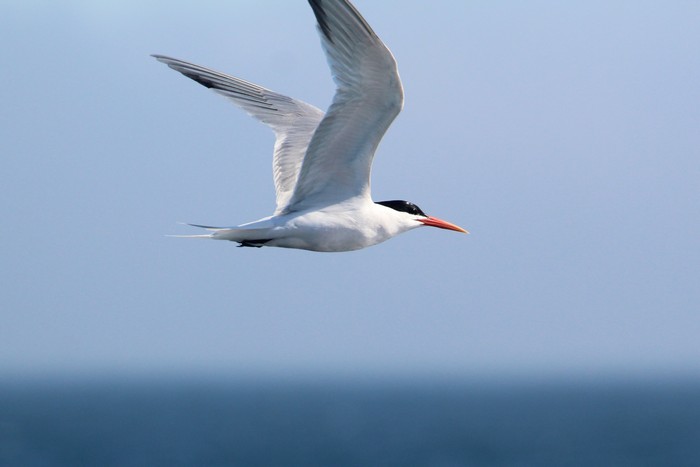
[152,55,324,213]
[283,0,404,212]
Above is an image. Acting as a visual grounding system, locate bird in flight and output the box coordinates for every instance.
[154,0,467,252]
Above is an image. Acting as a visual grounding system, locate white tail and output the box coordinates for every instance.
[170,221,277,245]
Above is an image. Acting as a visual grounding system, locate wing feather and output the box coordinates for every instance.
[283,0,404,212]
[153,55,324,213]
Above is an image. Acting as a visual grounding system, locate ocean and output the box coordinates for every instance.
[1,377,699,466]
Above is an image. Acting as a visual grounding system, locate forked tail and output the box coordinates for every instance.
[169,223,274,247]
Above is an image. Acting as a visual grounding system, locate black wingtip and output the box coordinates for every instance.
[307,0,377,44]
[308,0,334,43]
[152,56,216,90]
[182,71,217,89]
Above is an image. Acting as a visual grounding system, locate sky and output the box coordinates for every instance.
[1,0,699,382]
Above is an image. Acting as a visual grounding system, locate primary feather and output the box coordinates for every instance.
[152,55,324,213]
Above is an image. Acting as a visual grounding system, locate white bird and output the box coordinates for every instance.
[154,0,467,252]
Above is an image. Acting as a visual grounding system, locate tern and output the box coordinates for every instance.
[154,0,467,252]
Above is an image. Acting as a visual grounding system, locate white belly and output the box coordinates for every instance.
[211,202,420,252]
[267,211,392,252]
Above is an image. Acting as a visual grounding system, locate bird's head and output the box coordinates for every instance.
[375,200,468,234]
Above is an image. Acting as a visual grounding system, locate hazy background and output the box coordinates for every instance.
[1,0,698,382]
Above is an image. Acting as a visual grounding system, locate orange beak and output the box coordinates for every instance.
[418,216,469,234]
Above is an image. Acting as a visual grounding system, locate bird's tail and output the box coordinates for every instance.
[166,223,219,239]
[170,222,274,244]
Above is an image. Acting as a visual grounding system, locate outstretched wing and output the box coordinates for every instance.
[153,55,324,213]
[283,0,404,213]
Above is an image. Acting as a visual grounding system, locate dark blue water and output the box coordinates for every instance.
[1,377,699,466]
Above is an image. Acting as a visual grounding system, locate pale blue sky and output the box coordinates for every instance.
[1,0,699,380]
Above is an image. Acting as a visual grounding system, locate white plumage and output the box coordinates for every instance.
[154,0,466,252]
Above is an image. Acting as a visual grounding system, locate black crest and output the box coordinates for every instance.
[376,200,427,217]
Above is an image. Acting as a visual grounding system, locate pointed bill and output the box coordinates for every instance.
[418,216,469,234]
